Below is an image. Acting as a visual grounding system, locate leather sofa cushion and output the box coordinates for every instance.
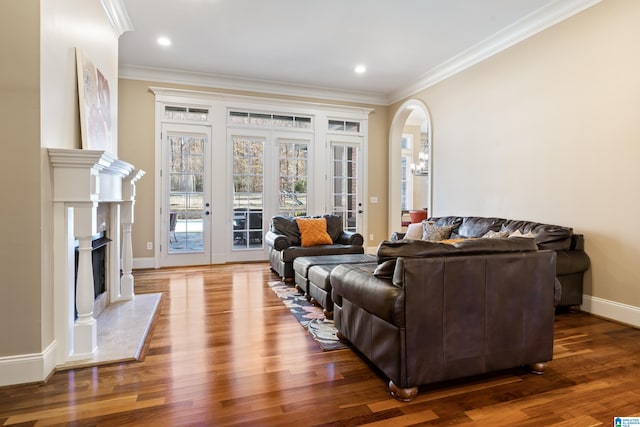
[271,215,301,245]
[502,220,573,251]
[322,214,343,242]
[281,244,364,262]
[331,263,405,327]
[376,237,537,264]
[450,237,538,253]
[456,217,506,238]
[376,240,457,263]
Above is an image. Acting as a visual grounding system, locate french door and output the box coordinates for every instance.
[227,129,312,262]
[160,123,212,266]
[329,136,364,234]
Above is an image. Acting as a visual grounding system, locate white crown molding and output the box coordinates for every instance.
[149,86,374,117]
[388,0,602,104]
[100,0,133,37]
[119,65,388,106]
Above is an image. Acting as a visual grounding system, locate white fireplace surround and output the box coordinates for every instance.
[48,148,144,364]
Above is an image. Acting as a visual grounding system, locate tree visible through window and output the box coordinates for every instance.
[279,140,308,217]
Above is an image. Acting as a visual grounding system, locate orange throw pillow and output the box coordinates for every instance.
[295,218,333,247]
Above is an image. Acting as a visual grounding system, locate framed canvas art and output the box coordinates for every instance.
[76,48,112,153]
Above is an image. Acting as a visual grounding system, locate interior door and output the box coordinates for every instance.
[160,123,212,266]
[329,136,363,234]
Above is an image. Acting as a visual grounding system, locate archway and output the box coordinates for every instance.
[388,99,433,235]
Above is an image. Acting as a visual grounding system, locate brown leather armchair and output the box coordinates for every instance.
[266,214,364,280]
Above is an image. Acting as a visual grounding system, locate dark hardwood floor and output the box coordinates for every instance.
[2,263,640,426]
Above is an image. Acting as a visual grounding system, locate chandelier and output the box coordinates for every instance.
[410,151,429,176]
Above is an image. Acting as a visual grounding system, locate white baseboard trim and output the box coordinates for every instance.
[133,257,155,269]
[580,295,640,328]
[0,341,57,387]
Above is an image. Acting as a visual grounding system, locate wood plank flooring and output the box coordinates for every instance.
[1,263,640,426]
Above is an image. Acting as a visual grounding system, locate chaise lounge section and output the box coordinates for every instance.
[331,237,558,401]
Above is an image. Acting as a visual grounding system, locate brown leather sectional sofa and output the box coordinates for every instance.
[331,237,559,401]
[392,216,590,307]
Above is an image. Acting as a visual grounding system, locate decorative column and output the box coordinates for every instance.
[120,168,145,300]
[72,202,98,357]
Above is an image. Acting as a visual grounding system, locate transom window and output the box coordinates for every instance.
[164,105,209,122]
[228,111,312,129]
[328,119,361,133]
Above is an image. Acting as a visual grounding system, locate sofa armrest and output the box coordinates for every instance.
[265,230,291,251]
[335,230,364,246]
[571,234,585,251]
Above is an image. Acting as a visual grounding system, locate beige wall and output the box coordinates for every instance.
[0,1,42,356]
[390,0,640,308]
[118,79,389,257]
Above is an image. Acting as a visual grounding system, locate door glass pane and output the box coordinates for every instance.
[168,133,205,253]
[332,145,359,232]
[278,140,308,217]
[233,136,264,250]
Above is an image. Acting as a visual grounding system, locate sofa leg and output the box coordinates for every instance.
[323,309,333,320]
[388,381,418,402]
[527,362,547,375]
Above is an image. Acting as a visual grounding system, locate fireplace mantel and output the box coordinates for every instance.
[48,148,145,364]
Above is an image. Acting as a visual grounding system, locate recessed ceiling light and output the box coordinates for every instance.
[157,37,171,47]
[354,65,367,74]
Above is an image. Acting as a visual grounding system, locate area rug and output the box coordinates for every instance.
[268,281,350,351]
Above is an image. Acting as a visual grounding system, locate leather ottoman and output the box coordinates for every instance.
[307,262,375,319]
[293,254,376,316]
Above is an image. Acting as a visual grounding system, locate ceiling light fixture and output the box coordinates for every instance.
[354,65,366,74]
[157,37,171,47]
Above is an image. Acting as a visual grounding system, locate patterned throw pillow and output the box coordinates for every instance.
[295,218,333,247]
[482,230,510,239]
[403,223,424,240]
[509,229,535,239]
[422,221,454,242]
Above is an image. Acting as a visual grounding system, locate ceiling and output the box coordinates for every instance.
[117,0,598,104]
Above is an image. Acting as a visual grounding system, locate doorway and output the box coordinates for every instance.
[388,99,433,234]
[328,136,364,234]
[160,123,212,266]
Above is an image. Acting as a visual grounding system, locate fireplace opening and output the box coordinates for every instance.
[74,232,111,319]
